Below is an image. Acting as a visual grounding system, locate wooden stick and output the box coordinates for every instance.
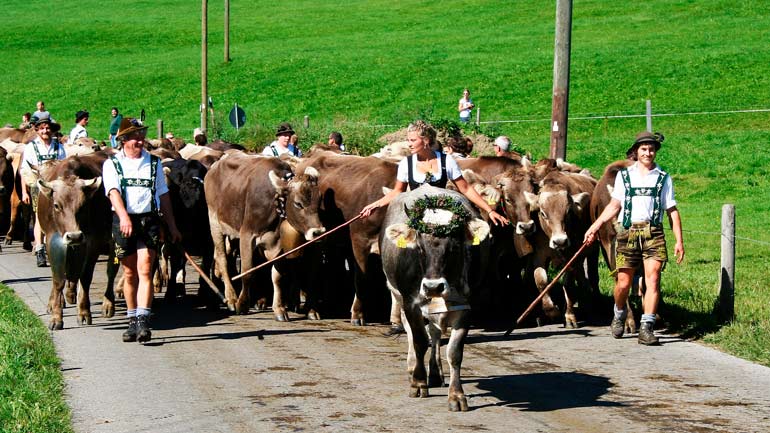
[232,214,363,281]
[505,241,590,336]
[184,251,226,302]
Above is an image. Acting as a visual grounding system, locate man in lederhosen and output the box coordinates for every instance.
[20,117,67,266]
[103,117,182,343]
[584,131,685,345]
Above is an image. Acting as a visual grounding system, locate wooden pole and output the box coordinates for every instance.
[303,115,310,129]
[719,204,735,321]
[549,0,572,161]
[201,0,208,133]
[232,214,362,281]
[156,119,163,139]
[505,241,589,335]
[224,0,230,63]
[184,252,226,303]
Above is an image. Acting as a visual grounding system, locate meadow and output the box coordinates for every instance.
[1,2,769,421]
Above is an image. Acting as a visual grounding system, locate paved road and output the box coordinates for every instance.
[2,240,770,433]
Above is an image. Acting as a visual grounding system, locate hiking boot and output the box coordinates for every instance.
[136,315,152,343]
[35,246,48,267]
[638,322,660,346]
[610,310,627,339]
[122,317,138,342]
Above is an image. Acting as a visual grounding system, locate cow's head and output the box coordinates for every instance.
[494,167,536,236]
[384,198,490,299]
[525,181,590,251]
[38,176,102,246]
[164,160,207,209]
[269,166,326,240]
[0,148,13,197]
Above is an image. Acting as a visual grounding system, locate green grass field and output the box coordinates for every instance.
[0,284,74,433]
[1,0,769,411]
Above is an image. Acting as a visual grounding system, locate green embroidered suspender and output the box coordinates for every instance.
[110,154,159,214]
[32,140,59,163]
[620,168,667,229]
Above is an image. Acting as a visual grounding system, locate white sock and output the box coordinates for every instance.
[641,313,656,325]
[613,304,626,319]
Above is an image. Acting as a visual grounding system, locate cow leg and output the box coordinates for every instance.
[76,258,98,326]
[48,277,66,330]
[426,322,445,387]
[270,265,290,322]
[235,236,254,315]
[389,291,403,332]
[65,280,78,305]
[102,250,118,318]
[210,221,238,312]
[446,312,469,412]
[402,302,429,398]
[533,266,560,322]
[562,277,578,329]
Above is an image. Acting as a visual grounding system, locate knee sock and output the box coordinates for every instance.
[127,309,136,318]
[613,304,626,319]
[136,307,151,317]
[641,313,656,325]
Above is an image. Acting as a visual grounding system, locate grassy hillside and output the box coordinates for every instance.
[1,1,769,364]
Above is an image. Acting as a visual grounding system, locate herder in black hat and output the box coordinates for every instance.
[69,110,89,144]
[584,131,685,346]
[262,122,301,157]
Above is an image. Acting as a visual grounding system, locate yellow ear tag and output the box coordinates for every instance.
[473,235,481,246]
[113,256,119,265]
[487,199,497,206]
[397,235,407,249]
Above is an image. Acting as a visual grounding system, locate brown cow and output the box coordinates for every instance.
[0,148,14,249]
[295,151,399,326]
[37,152,118,330]
[205,153,325,319]
[0,127,37,144]
[525,167,600,327]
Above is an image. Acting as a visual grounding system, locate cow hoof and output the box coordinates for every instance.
[102,301,115,318]
[255,298,268,311]
[428,374,445,388]
[79,313,92,326]
[565,314,578,329]
[48,319,63,331]
[409,384,429,398]
[226,301,236,312]
[388,323,405,335]
[350,318,365,326]
[306,310,321,321]
[448,394,469,412]
[235,302,250,315]
[274,310,290,322]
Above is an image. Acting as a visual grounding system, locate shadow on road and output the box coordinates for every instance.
[466,328,592,345]
[471,371,622,411]
[2,276,52,284]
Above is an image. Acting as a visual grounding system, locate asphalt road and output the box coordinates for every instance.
[2,240,770,433]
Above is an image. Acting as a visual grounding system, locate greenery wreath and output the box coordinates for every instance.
[406,195,471,237]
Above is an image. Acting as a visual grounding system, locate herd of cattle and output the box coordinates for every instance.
[0,125,636,411]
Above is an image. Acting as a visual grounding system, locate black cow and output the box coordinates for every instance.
[379,186,491,412]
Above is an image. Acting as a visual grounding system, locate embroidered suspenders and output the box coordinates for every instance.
[32,140,60,164]
[110,154,159,214]
[620,168,667,229]
[407,153,448,190]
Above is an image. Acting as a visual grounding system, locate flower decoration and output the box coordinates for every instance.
[406,195,470,237]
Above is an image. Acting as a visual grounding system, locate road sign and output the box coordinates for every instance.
[229,104,246,129]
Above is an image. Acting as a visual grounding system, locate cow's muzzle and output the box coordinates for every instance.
[549,234,570,250]
[420,277,448,298]
[516,220,535,235]
[305,227,326,240]
[63,231,84,246]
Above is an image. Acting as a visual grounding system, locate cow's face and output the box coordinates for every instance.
[525,182,589,251]
[166,161,207,209]
[495,168,536,235]
[270,166,326,240]
[384,217,489,299]
[38,176,102,246]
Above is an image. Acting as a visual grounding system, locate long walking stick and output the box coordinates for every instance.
[505,241,590,336]
[232,214,363,281]
[184,251,226,302]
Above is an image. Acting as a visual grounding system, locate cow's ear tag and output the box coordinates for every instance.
[487,198,497,206]
[113,256,119,265]
[472,235,481,246]
[397,236,407,248]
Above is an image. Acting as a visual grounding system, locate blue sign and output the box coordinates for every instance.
[229,105,246,129]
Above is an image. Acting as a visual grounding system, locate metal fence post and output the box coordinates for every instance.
[476,107,480,126]
[719,204,735,322]
[304,115,310,129]
[646,99,652,132]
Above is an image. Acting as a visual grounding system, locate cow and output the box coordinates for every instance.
[295,151,399,326]
[161,158,213,304]
[0,127,37,144]
[524,167,600,327]
[205,153,325,319]
[380,185,490,412]
[0,148,14,249]
[4,149,32,250]
[36,152,118,330]
[590,159,638,333]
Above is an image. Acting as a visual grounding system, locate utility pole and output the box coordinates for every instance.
[550,0,573,160]
[224,0,230,63]
[201,0,208,133]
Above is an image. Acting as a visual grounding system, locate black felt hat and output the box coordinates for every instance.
[275,122,295,136]
[626,131,664,158]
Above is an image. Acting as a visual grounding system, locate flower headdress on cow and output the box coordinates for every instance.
[626,131,664,160]
[406,195,470,238]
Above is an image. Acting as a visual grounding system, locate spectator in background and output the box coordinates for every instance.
[19,112,33,129]
[443,136,470,159]
[109,107,123,149]
[32,100,55,123]
[194,129,208,146]
[328,131,345,151]
[458,88,474,123]
[262,122,296,157]
[493,136,515,158]
[69,110,89,144]
[289,134,302,157]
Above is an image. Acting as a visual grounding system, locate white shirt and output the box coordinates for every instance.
[22,138,66,170]
[459,98,473,119]
[102,150,169,214]
[69,124,87,143]
[611,162,676,224]
[397,151,463,185]
[261,141,291,157]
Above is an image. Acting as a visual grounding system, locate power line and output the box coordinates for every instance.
[479,108,770,125]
